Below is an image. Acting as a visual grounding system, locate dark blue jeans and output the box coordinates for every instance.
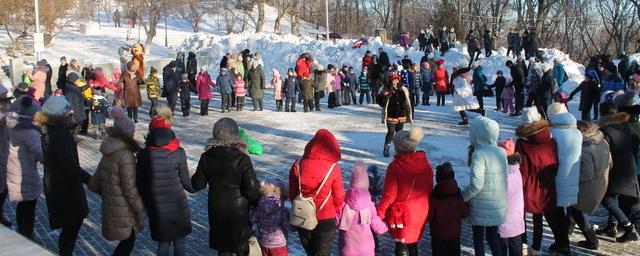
[602,193,631,225]
[472,225,501,256]
[158,236,186,256]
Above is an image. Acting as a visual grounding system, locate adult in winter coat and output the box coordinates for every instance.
[174,52,186,76]
[192,117,260,255]
[465,30,481,63]
[6,97,42,239]
[137,109,194,256]
[507,31,520,57]
[569,71,601,121]
[63,73,88,129]
[35,96,92,256]
[506,60,526,116]
[453,68,483,125]
[120,61,143,122]
[89,112,145,255]
[57,57,69,91]
[418,30,428,52]
[359,69,371,104]
[552,60,568,93]
[448,27,457,47]
[0,85,12,227]
[289,129,345,256]
[483,30,493,57]
[186,52,198,86]
[296,53,314,79]
[463,116,507,256]
[546,103,582,254]
[438,27,450,55]
[420,62,433,106]
[381,74,413,157]
[472,65,488,109]
[162,63,179,114]
[248,61,265,111]
[378,48,391,68]
[336,161,388,256]
[313,65,327,111]
[377,127,433,256]
[528,30,539,60]
[596,103,640,242]
[433,60,449,106]
[536,66,557,119]
[283,69,301,112]
[195,68,214,116]
[569,121,612,250]
[31,65,48,101]
[515,107,559,254]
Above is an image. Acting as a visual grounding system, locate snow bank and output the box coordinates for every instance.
[182,33,585,90]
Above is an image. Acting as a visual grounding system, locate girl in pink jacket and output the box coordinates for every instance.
[497,138,525,255]
[270,69,283,111]
[337,161,388,256]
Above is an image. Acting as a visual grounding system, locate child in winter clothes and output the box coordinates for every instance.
[492,70,506,111]
[501,73,515,114]
[283,69,300,112]
[326,65,338,109]
[359,69,371,104]
[177,74,191,117]
[234,73,246,111]
[429,162,469,256]
[145,67,161,118]
[497,138,525,256]
[91,90,109,139]
[251,179,289,256]
[337,161,388,256]
[347,67,358,105]
[271,69,283,112]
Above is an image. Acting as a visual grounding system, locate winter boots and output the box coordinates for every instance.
[616,223,639,243]
[577,228,599,250]
[276,100,283,112]
[383,144,391,157]
[596,219,618,238]
[458,111,469,125]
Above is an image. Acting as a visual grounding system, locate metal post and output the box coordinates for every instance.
[325,0,329,41]
[165,14,168,47]
[34,0,40,60]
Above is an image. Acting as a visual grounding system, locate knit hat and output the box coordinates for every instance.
[613,89,637,108]
[315,64,325,71]
[18,96,40,116]
[497,138,516,157]
[349,160,369,189]
[547,102,568,116]
[110,105,135,137]
[393,127,425,153]
[42,96,70,116]
[435,162,454,182]
[149,106,173,130]
[521,107,542,124]
[150,66,158,75]
[15,82,29,92]
[497,70,503,75]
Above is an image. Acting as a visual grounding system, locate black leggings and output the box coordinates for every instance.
[298,219,336,256]
[385,123,405,145]
[126,107,138,122]
[59,221,83,256]
[16,200,37,239]
[395,242,418,256]
[113,229,136,256]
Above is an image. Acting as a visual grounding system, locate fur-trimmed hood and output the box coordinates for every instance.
[515,119,551,138]
[598,112,630,128]
[204,137,247,153]
[33,111,73,129]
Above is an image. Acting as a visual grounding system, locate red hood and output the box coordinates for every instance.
[392,151,431,176]
[303,129,341,162]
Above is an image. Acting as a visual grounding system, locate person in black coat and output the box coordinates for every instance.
[506,60,526,116]
[137,108,195,256]
[596,103,640,243]
[378,48,391,69]
[63,73,88,135]
[418,30,428,52]
[490,70,506,111]
[57,57,68,91]
[191,117,260,255]
[483,30,493,57]
[536,68,557,119]
[162,62,179,114]
[220,53,229,70]
[35,96,92,256]
[175,52,186,76]
[186,52,198,90]
[37,59,53,97]
[569,70,601,121]
[529,30,539,60]
[618,54,632,83]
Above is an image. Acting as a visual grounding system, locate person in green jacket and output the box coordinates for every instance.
[145,67,161,118]
[248,61,265,111]
[359,68,371,104]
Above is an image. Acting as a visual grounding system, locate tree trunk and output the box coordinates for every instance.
[256,0,265,33]
[143,2,160,55]
[190,4,200,33]
[291,0,300,35]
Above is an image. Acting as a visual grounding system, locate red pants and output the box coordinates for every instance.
[262,246,288,256]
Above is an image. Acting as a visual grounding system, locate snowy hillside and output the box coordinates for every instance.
[182,32,585,90]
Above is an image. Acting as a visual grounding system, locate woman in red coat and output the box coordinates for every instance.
[515,107,560,254]
[433,59,449,106]
[195,68,214,116]
[289,129,345,256]
[377,127,433,256]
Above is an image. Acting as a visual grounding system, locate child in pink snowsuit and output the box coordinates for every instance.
[497,138,525,255]
[501,76,515,114]
[337,161,388,256]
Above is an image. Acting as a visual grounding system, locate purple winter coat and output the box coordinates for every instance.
[335,73,343,90]
[6,112,44,202]
[250,196,289,248]
[499,155,525,238]
[337,188,388,256]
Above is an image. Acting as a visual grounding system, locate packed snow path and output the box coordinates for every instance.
[3,92,639,255]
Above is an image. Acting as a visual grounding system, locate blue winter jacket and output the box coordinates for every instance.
[472,66,488,92]
[552,64,567,92]
[216,73,233,95]
[283,76,300,98]
[463,116,508,226]
[602,74,625,94]
[549,111,582,207]
[420,69,433,92]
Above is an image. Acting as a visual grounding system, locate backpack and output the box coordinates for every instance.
[289,160,336,230]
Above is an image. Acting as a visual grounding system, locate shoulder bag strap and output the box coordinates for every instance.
[404,177,416,202]
[316,163,337,210]
[296,159,303,196]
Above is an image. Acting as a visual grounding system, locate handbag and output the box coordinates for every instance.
[386,178,416,243]
[248,236,262,256]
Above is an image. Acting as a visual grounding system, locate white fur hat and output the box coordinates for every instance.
[393,127,425,153]
[521,107,542,125]
[547,102,568,116]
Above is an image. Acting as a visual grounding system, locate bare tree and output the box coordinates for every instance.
[255,0,265,32]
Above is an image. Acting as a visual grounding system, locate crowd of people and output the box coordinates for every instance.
[1,37,640,256]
